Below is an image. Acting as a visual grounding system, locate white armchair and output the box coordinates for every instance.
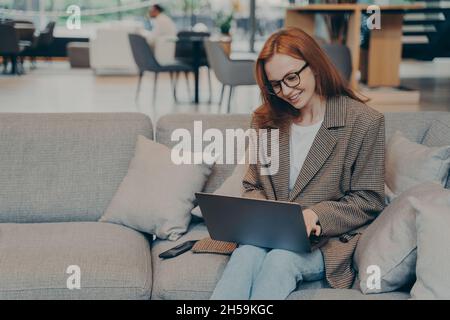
[90,27,139,75]
[89,24,176,75]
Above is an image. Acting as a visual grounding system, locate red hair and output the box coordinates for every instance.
[254,27,366,128]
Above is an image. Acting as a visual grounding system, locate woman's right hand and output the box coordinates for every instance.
[302,209,322,237]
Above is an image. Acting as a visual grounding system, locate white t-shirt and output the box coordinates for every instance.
[289,119,324,191]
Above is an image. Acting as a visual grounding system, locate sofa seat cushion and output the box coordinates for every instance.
[151,223,228,300]
[0,222,152,300]
[287,289,410,300]
[0,113,153,223]
[151,222,329,300]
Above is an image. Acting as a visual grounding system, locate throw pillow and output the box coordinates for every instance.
[385,130,450,203]
[101,135,213,241]
[191,163,249,218]
[409,196,450,299]
[354,182,448,294]
[422,120,450,189]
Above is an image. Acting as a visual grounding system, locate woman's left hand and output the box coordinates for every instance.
[302,209,321,237]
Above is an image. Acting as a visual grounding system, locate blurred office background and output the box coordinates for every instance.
[1,0,449,122]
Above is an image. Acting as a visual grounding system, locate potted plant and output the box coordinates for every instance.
[215,11,234,36]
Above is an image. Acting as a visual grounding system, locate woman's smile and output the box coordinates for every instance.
[286,89,304,105]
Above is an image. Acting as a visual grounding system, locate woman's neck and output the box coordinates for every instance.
[293,95,326,126]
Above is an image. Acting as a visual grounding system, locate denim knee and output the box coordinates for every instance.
[262,249,298,270]
[264,249,325,281]
[261,249,317,280]
[233,244,268,260]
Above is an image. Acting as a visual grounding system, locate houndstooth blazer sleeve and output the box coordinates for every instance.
[309,115,385,237]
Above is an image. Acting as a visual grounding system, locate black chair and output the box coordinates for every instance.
[37,21,56,49]
[128,33,194,104]
[175,31,210,65]
[0,23,26,75]
[204,40,256,113]
[320,43,352,83]
[175,31,213,103]
[22,21,56,66]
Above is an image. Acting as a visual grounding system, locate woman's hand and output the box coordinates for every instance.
[302,209,321,237]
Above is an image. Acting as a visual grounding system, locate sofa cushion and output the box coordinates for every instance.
[409,196,450,299]
[156,114,251,194]
[354,182,448,294]
[0,222,152,300]
[0,113,153,223]
[151,222,329,300]
[422,120,450,189]
[101,135,213,241]
[385,131,450,202]
[191,162,248,218]
[384,111,450,146]
[151,223,229,300]
[287,289,410,300]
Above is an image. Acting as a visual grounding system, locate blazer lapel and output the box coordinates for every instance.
[270,122,290,201]
[287,96,347,202]
[288,127,337,201]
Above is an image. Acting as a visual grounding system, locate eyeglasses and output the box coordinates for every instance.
[267,63,309,95]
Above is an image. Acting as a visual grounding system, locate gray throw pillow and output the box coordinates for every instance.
[101,135,213,241]
[354,182,448,294]
[191,163,248,218]
[385,130,450,203]
[409,195,450,299]
[422,120,450,189]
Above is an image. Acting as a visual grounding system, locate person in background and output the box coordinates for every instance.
[143,4,177,46]
[139,4,178,65]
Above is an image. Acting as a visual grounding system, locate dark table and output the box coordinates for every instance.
[175,35,232,104]
[175,36,207,104]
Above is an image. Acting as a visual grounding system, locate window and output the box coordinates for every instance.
[0,0,291,50]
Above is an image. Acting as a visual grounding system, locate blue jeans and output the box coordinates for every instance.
[210,245,325,300]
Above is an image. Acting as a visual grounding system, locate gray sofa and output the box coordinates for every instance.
[0,111,449,300]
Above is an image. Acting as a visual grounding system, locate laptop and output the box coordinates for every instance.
[195,192,328,254]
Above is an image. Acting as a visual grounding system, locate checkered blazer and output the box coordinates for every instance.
[243,95,385,289]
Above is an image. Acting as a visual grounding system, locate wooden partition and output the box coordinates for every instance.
[285,3,424,88]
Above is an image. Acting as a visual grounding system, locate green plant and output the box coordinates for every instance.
[215,11,233,35]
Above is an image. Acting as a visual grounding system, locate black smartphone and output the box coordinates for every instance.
[158,240,199,259]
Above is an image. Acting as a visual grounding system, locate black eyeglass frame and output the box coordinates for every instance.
[266,62,310,95]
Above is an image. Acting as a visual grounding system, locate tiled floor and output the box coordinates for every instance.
[0,58,449,125]
[0,62,261,123]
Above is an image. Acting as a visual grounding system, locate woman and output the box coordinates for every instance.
[210,27,385,300]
